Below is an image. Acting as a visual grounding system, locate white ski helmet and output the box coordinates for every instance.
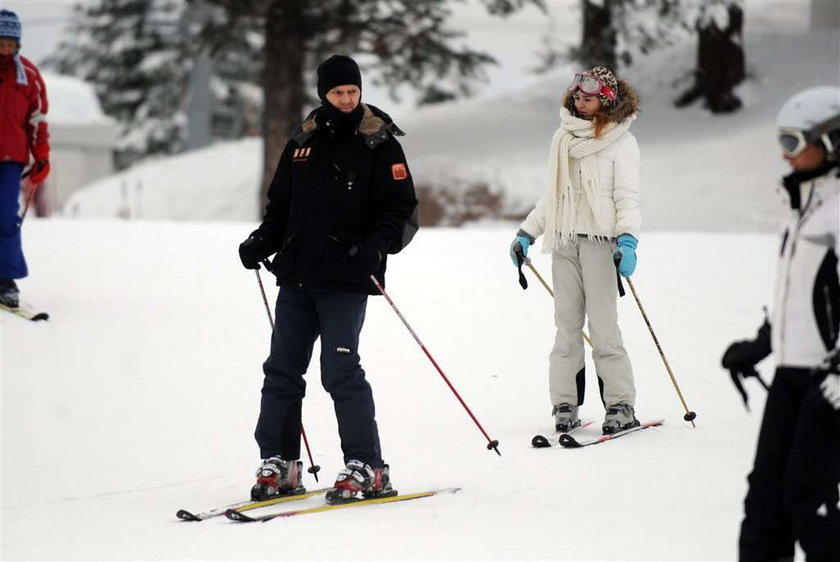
[776,86,840,160]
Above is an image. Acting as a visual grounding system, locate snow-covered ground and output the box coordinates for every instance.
[3,220,779,560]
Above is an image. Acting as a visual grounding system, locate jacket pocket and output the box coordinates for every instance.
[270,235,296,277]
[325,234,371,283]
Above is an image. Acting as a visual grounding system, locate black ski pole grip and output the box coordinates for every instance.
[515,250,528,290]
[612,251,625,297]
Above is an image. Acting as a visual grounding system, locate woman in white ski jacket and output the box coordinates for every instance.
[510,66,642,435]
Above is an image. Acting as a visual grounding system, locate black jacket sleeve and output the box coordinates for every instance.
[255,140,296,252]
[365,138,418,255]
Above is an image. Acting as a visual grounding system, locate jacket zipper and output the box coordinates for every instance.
[779,184,817,363]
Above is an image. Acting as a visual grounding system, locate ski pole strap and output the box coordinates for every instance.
[728,368,750,410]
[612,252,626,297]
[515,251,528,290]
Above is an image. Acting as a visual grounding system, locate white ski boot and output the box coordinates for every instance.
[602,403,640,435]
[553,403,580,433]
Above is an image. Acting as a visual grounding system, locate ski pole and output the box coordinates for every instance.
[299,425,319,482]
[255,262,275,331]
[370,274,501,455]
[18,168,41,226]
[519,255,593,347]
[255,263,322,479]
[613,254,697,426]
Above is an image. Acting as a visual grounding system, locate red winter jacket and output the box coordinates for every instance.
[0,54,50,165]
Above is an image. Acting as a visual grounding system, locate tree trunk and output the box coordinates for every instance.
[580,0,617,70]
[811,0,840,29]
[260,1,306,216]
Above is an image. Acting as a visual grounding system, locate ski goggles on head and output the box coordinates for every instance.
[568,73,617,102]
[778,115,840,157]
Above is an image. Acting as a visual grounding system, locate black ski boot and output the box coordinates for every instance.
[0,279,19,308]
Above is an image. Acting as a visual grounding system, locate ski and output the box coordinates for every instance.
[176,487,332,521]
[558,419,665,448]
[531,420,595,448]
[0,303,49,321]
[225,487,461,523]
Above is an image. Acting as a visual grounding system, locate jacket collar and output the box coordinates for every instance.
[782,162,839,210]
[293,103,404,148]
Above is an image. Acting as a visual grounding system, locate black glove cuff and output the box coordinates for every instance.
[516,229,535,244]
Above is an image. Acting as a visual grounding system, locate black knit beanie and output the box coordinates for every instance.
[317,55,362,102]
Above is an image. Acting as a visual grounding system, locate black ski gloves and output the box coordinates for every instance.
[348,242,382,276]
[816,349,840,411]
[239,232,273,270]
[722,317,772,410]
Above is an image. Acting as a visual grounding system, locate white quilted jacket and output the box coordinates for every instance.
[520,128,641,243]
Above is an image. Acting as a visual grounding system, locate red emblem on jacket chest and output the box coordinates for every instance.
[391,163,408,180]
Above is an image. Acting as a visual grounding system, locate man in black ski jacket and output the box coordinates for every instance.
[238,54,417,504]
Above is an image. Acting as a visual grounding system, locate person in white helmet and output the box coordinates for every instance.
[721,86,840,561]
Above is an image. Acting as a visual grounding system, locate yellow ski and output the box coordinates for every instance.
[225,487,461,522]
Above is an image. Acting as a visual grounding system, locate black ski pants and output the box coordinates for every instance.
[254,287,383,468]
[739,367,840,561]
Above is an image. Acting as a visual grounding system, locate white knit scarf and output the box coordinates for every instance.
[12,53,28,85]
[542,107,634,252]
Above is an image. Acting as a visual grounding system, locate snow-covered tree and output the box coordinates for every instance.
[45,1,189,168]
[46,0,263,168]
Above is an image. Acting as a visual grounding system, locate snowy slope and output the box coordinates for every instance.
[3,4,831,557]
[2,219,781,560]
[63,2,837,232]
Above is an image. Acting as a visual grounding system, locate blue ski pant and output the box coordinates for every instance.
[0,162,27,280]
[254,287,383,467]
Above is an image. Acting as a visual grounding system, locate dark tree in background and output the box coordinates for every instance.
[575,0,618,70]
[198,0,545,210]
[675,1,745,113]
[538,0,693,74]
[48,0,546,208]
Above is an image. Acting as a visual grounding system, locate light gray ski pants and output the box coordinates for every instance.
[549,238,635,408]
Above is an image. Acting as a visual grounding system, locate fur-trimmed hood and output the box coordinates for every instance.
[293,103,405,148]
[561,78,640,124]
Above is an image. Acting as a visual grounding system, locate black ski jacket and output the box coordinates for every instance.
[255,103,417,295]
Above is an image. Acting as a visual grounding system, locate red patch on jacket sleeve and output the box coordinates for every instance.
[391,163,408,181]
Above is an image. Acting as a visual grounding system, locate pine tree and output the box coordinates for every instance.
[537,0,694,72]
[46,1,190,168]
[196,0,545,211]
[46,0,264,168]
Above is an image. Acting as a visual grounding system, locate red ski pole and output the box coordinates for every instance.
[369,274,501,456]
[299,425,319,482]
[255,264,322,480]
[255,264,275,331]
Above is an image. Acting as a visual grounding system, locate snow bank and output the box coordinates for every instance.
[42,72,109,124]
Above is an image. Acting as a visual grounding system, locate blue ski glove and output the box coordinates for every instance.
[615,234,638,277]
[509,230,535,266]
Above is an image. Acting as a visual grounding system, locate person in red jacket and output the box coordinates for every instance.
[0,9,50,308]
